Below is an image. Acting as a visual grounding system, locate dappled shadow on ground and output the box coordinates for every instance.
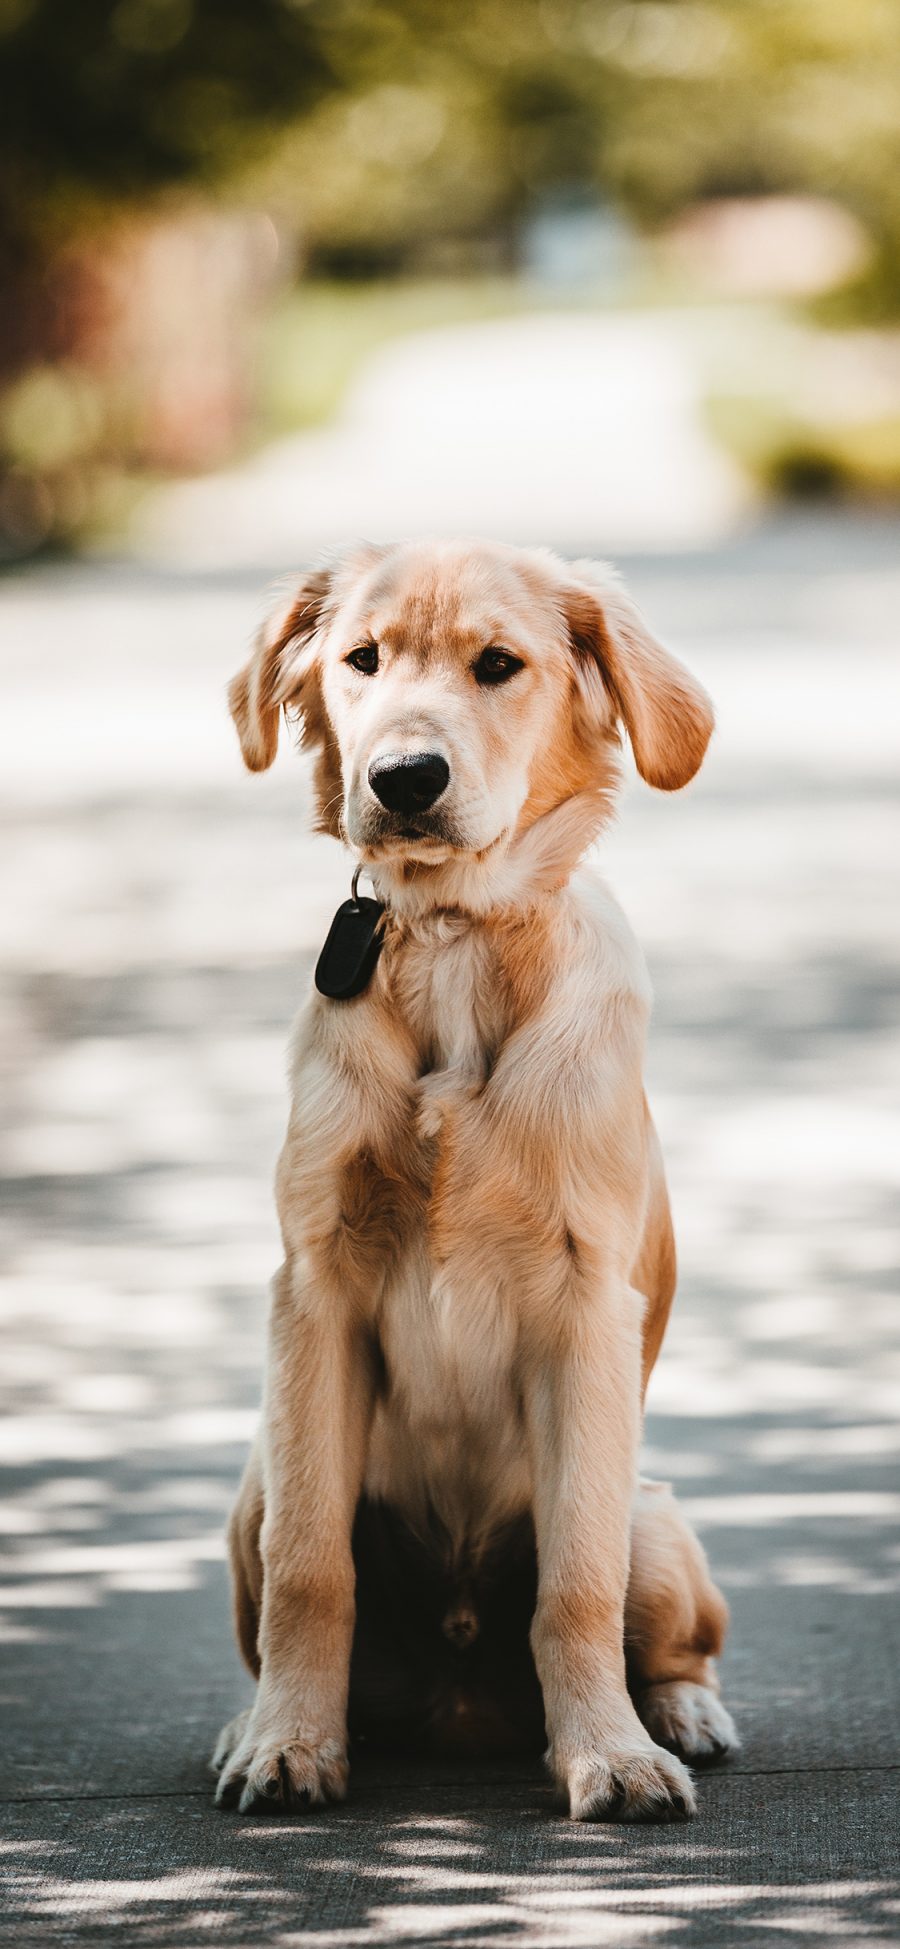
[3,1766,898,1947]
[1,524,899,1936]
[2,766,899,1802]
[3,1464,899,1807]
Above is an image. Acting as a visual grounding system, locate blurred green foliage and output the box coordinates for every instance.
[266,0,900,300]
[2,0,900,552]
[709,394,900,502]
[0,0,330,220]
[2,0,899,282]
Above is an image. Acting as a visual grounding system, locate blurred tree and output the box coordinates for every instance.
[0,0,333,217]
[2,0,899,284]
[2,0,900,552]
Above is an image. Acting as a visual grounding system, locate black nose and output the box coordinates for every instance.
[368,752,450,816]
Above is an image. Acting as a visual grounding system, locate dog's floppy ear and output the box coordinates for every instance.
[228,565,334,774]
[564,563,714,791]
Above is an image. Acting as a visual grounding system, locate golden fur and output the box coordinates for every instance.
[213,538,738,1822]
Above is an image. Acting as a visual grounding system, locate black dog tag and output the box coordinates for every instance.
[315,894,386,1000]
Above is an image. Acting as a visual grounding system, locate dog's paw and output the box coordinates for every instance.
[638,1681,740,1763]
[557,1740,696,1823]
[214,1713,348,1815]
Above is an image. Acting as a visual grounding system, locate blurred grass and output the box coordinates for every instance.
[255,277,534,435]
[708,395,900,501]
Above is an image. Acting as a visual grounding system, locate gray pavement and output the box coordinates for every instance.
[1,510,899,1945]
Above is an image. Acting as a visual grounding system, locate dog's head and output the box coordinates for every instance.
[229,539,713,902]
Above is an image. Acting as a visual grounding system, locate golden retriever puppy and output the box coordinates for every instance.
[213,538,738,1822]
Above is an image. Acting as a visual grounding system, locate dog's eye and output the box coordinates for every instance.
[474,647,524,686]
[346,642,379,675]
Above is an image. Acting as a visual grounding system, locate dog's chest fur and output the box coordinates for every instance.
[289,881,643,1558]
[402,916,507,1097]
[361,917,532,1552]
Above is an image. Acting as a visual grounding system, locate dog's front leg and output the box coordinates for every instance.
[525,1282,696,1822]
[216,1257,373,1814]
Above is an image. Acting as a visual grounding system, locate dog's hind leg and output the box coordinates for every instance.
[226,1441,265,1678]
[626,1479,739,1762]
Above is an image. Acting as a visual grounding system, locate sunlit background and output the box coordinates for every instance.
[2,0,900,556]
[1,5,899,1940]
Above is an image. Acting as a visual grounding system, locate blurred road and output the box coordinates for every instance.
[134,308,749,568]
[1,507,899,1944]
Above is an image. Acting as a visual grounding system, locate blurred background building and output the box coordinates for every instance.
[2,0,900,557]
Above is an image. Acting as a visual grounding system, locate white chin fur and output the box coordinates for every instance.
[365,839,457,867]
[363,787,612,921]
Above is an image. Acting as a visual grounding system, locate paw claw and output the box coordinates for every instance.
[562,1742,696,1823]
[212,1716,348,1816]
[214,1771,242,1810]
